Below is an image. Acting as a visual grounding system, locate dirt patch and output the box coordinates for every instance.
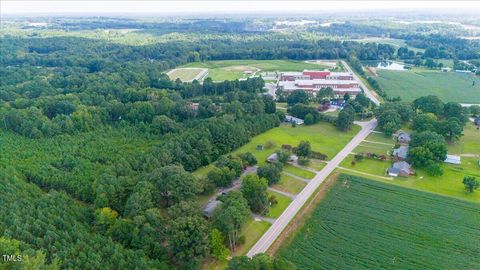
[267,172,340,256]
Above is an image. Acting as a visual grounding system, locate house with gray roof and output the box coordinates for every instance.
[387,161,413,177]
[393,145,409,161]
[203,200,222,218]
[397,131,411,144]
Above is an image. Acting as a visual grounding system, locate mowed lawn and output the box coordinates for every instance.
[375,70,480,103]
[182,60,328,81]
[266,190,292,218]
[167,68,206,81]
[447,123,480,155]
[277,175,480,270]
[272,173,307,194]
[231,122,360,166]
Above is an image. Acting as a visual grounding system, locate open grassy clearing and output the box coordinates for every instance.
[272,173,307,194]
[182,60,328,81]
[375,69,480,103]
[277,175,480,270]
[231,122,360,166]
[266,190,292,219]
[166,68,206,81]
[354,141,394,155]
[235,218,271,256]
[365,132,396,144]
[447,123,480,155]
[305,159,326,171]
[340,157,480,202]
[283,164,316,179]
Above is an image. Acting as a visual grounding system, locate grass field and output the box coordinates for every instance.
[231,122,360,166]
[182,60,328,81]
[447,123,480,155]
[266,190,292,218]
[277,175,480,270]
[166,68,207,82]
[272,173,307,194]
[375,69,480,103]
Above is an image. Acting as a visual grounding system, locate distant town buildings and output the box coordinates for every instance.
[277,70,361,97]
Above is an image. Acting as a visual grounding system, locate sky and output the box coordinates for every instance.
[2,1,480,15]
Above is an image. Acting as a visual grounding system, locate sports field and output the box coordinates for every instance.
[277,175,480,270]
[375,69,480,103]
[166,67,208,82]
[182,60,329,81]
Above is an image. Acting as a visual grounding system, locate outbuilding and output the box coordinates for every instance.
[203,200,222,218]
[444,154,461,165]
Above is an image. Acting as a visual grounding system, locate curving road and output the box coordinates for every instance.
[247,118,377,257]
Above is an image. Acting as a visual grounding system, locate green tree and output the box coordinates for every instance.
[209,229,229,261]
[413,95,444,116]
[412,113,437,132]
[214,191,250,251]
[296,141,311,159]
[208,166,236,188]
[238,152,258,166]
[437,117,464,141]
[336,106,355,131]
[275,149,291,164]
[286,90,309,106]
[463,176,479,193]
[257,163,283,185]
[304,113,315,125]
[241,174,269,214]
[167,215,209,269]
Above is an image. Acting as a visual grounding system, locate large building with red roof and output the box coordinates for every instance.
[277,70,361,97]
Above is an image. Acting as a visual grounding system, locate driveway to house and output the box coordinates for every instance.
[247,118,377,257]
[341,60,380,105]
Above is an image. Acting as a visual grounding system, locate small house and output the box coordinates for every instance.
[266,153,278,163]
[397,132,411,144]
[441,67,451,72]
[474,117,480,126]
[257,145,264,151]
[393,146,409,161]
[203,200,222,218]
[444,154,461,165]
[285,115,304,125]
[387,161,413,177]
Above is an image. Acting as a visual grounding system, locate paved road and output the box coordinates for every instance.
[247,118,377,257]
[341,60,380,106]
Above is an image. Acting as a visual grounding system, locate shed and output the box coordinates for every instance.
[257,145,264,150]
[474,117,480,126]
[444,154,461,165]
[203,200,222,218]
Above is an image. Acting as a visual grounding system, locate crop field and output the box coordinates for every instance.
[277,175,480,270]
[166,67,207,82]
[181,60,328,81]
[375,70,480,103]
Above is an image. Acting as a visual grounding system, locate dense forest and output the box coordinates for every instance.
[1,16,479,269]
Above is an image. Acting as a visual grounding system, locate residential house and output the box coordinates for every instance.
[444,154,461,165]
[203,200,222,218]
[387,161,413,177]
[393,146,409,161]
[474,117,480,126]
[285,115,304,125]
[266,153,298,163]
[396,131,411,144]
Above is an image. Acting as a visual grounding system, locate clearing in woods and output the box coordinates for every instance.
[277,175,480,270]
[166,68,208,82]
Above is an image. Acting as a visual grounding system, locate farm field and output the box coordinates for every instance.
[375,69,480,103]
[166,67,207,82]
[181,60,328,81]
[277,175,480,270]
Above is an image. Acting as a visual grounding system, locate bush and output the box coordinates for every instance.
[310,151,328,160]
[238,152,257,166]
[425,161,444,176]
[298,158,310,166]
[237,235,246,246]
[265,140,276,149]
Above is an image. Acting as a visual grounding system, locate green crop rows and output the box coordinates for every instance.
[278,175,480,270]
